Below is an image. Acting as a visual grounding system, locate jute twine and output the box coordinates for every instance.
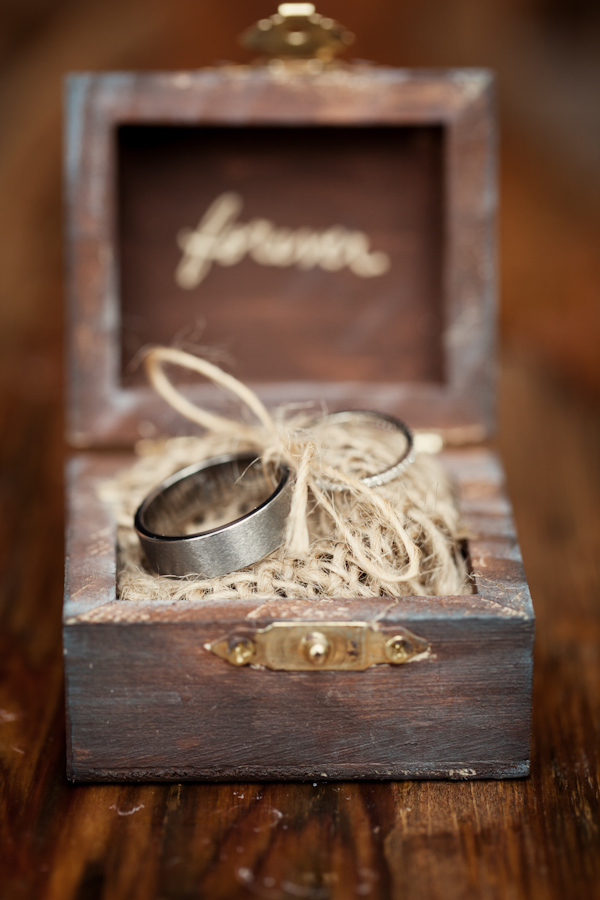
[103,347,472,600]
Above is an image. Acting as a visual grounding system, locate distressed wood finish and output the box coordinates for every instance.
[65,68,496,448]
[61,65,529,782]
[64,448,533,781]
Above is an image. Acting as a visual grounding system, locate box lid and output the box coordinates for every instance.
[65,66,496,449]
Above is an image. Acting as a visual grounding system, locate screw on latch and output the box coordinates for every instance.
[210,622,429,670]
[227,636,256,666]
[301,631,331,666]
[385,635,413,664]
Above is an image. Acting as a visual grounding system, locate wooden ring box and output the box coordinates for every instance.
[64,65,534,782]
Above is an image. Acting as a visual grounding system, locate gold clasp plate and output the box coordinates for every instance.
[209,621,429,671]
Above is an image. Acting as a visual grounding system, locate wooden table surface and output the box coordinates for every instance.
[0,348,599,900]
[1,2,599,897]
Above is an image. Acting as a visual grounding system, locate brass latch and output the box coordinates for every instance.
[240,4,354,63]
[209,621,429,671]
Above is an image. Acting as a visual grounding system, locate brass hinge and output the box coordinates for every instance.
[208,621,429,671]
[240,5,354,63]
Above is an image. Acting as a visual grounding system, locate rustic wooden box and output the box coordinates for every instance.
[63,66,534,781]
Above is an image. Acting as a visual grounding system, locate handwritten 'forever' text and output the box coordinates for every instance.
[175,192,391,289]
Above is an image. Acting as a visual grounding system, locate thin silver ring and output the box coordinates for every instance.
[315,410,414,490]
[135,453,291,577]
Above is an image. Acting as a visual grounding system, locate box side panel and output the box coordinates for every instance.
[63,453,132,619]
[64,615,533,782]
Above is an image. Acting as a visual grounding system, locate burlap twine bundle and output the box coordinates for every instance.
[103,347,472,601]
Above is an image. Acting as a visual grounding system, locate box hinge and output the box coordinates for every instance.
[240,5,354,64]
[208,621,429,671]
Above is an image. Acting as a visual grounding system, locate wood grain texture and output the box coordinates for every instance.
[65,616,532,782]
[65,68,496,448]
[62,447,533,781]
[1,353,599,899]
[60,65,518,781]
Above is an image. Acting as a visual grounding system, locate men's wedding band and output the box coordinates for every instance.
[135,453,291,577]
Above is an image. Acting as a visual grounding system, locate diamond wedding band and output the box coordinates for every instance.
[315,410,414,490]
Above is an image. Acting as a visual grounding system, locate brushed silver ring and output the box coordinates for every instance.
[315,410,414,490]
[135,453,291,577]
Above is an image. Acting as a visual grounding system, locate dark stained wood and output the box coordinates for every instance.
[65,615,532,781]
[63,447,533,781]
[117,123,446,388]
[61,65,523,782]
[65,68,496,448]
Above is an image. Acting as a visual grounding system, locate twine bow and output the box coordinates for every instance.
[144,347,420,584]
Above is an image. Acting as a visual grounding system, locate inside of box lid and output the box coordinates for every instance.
[67,74,496,449]
[118,123,446,390]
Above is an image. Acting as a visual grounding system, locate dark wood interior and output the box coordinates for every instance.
[64,70,510,785]
[66,71,495,447]
[118,124,445,387]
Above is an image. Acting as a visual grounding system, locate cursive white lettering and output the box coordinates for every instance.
[175,192,390,289]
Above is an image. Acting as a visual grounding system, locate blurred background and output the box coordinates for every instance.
[0,0,599,401]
